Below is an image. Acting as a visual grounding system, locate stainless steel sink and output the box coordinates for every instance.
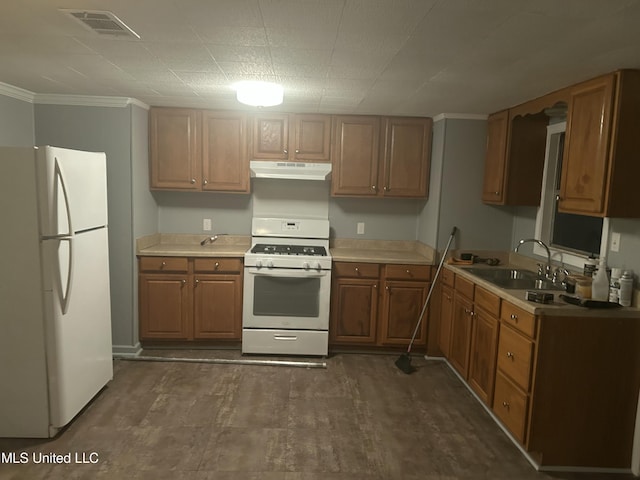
[462,267,564,291]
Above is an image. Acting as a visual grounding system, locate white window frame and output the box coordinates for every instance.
[533,121,610,269]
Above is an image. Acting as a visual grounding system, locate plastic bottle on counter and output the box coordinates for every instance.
[609,268,623,304]
[591,259,609,301]
[619,270,634,307]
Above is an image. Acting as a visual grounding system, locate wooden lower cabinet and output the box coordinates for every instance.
[139,256,242,342]
[139,274,191,340]
[329,262,431,348]
[439,269,640,470]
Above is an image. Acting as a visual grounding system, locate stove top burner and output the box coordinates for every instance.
[251,244,327,256]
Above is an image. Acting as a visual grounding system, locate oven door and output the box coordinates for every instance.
[243,267,330,330]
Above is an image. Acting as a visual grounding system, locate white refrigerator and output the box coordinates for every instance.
[0,146,113,438]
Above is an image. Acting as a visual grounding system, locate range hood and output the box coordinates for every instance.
[250,161,331,181]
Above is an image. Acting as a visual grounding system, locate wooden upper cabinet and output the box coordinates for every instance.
[560,70,640,217]
[251,113,331,162]
[482,108,550,206]
[149,107,249,193]
[482,110,509,203]
[149,108,199,190]
[331,115,431,198]
[331,115,381,197]
[381,117,432,198]
[201,111,249,192]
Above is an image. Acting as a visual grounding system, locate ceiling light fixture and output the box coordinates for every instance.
[234,81,284,107]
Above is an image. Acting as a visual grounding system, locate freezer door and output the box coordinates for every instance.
[42,227,113,433]
[37,146,108,236]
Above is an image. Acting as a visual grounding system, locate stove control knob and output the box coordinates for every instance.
[267,260,274,268]
[302,262,310,270]
[256,260,263,269]
[315,262,322,270]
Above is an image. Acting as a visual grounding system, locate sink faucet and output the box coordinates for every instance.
[515,238,551,279]
[200,235,218,246]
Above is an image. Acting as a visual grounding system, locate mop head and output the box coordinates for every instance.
[395,353,416,374]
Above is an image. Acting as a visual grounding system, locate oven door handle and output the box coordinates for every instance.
[246,269,328,278]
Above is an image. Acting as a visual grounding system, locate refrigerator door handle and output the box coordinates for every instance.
[57,237,74,315]
[54,157,73,236]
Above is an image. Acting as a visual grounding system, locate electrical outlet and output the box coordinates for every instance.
[203,218,212,231]
[610,232,621,252]
[357,222,365,235]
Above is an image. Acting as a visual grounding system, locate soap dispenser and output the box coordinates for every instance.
[591,258,609,301]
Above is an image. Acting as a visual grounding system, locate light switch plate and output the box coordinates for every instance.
[610,232,621,252]
[357,222,365,235]
[203,218,212,231]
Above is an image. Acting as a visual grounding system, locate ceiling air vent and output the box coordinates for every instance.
[60,9,140,39]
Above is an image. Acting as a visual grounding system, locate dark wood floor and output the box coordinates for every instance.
[0,351,634,479]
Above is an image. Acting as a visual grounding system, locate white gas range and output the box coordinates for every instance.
[242,217,331,356]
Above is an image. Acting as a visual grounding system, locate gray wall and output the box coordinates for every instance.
[421,117,514,254]
[34,103,137,353]
[0,94,34,146]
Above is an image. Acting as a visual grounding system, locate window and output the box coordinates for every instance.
[534,121,609,268]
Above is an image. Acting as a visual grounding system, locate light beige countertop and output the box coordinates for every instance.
[445,254,640,318]
[329,238,434,265]
[137,234,250,257]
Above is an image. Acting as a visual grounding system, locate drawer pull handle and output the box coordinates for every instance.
[510,313,518,321]
[502,401,510,410]
[274,335,297,341]
[506,351,514,360]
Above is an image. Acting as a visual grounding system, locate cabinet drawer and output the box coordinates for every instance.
[139,256,189,273]
[475,286,501,317]
[500,301,536,338]
[497,325,533,391]
[493,370,528,443]
[333,262,379,278]
[194,257,242,273]
[454,275,474,300]
[441,267,455,288]
[384,264,431,281]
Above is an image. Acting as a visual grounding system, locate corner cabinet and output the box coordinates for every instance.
[331,116,432,198]
[139,256,243,342]
[251,113,331,162]
[329,262,431,348]
[149,108,250,193]
[560,70,640,217]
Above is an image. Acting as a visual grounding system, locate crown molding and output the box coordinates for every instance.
[0,82,36,103]
[433,113,488,122]
[34,93,149,109]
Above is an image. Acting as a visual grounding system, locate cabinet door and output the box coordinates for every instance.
[330,277,378,344]
[482,110,509,203]
[293,114,331,162]
[449,294,474,378]
[559,74,615,215]
[202,111,249,192]
[193,275,242,339]
[468,308,499,406]
[438,284,454,357]
[149,108,200,190]
[331,115,380,196]
[252,113,289,160]
[379,280,429,346]
[380,117,432,198]
[139,274,191,340]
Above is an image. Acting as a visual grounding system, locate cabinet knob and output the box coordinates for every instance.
[195,279,199,284]
[406,269,410,274]
[215,262,220,269]
[373,284,377,288]
[494,191,500,195]
[385,286,389,291]
[355,267,359,273]
[182,279,186,285]
[161,261,166,267]
[383,186,389,192]
[506,351,514,359]
[502,401,510,410]
[203,179,208,185]
[510,313,518,321]
[190,178,196,184]
[371,185,377,191]
[295,149,299,153]
[283,149,288,154]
